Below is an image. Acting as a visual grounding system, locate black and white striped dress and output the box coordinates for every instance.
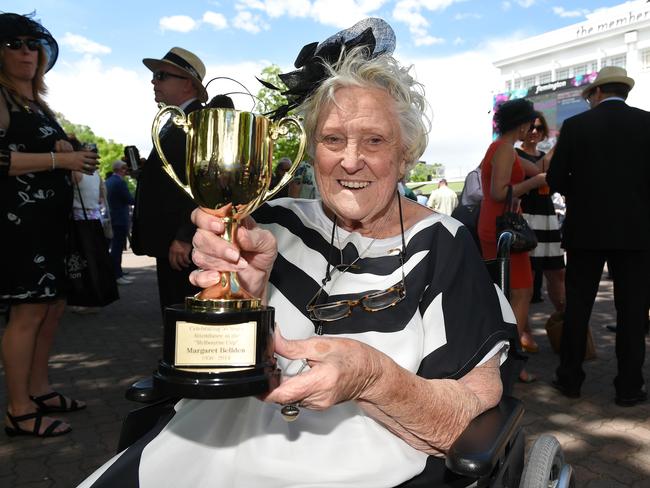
[518,149,565,270]
[79,198,514,488]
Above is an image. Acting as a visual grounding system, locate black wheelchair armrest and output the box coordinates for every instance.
[445,395,524,478]
[117,398,176,453]
[125,376,169,404]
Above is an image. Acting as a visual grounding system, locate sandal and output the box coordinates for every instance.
[520,333,539,353]
[518,371,538,384]
[5,411,71,438]
[30,391,86,413]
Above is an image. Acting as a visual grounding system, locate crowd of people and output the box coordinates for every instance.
[0,10,648,488]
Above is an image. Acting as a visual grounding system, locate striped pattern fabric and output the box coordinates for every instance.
[518,149,565,270]
[79,198,513,488]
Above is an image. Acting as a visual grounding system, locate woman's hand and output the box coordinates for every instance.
[264,328,384,410]
[189,208,277,298]
[529,172,547,188]
[55,150,99,175]
[54,139,74,153]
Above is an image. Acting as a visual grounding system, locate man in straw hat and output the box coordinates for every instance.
[131,47,207,312]
[547,66,650,406]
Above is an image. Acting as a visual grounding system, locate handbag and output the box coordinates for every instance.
[495,185,537,253]
[66,182,119,307]
[451,167,483,249]
[545,311,597,360]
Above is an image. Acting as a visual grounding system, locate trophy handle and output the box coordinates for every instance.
[151,103,194,200]
[262,115,307,202]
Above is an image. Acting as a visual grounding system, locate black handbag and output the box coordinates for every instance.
[66,182,119,306]
[495,185,537,253]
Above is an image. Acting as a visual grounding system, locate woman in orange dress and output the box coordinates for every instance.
[478,98,547,381]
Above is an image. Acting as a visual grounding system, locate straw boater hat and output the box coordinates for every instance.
[142,47,208,102]
[581,66,635,99]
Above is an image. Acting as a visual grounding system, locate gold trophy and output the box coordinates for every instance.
[150,105,306,398]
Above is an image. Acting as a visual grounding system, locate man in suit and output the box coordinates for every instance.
[547,66,650,406]
[131,47,207,312]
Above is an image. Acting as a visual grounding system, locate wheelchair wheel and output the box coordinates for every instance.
[520,434,574,488]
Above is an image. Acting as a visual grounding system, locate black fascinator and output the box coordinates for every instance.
[261,18,396,120]
[0,12,59,72]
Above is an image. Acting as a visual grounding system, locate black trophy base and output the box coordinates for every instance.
[154,304,279,399]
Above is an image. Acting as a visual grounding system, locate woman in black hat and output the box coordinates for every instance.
[478,98,548,382]
[0,12,99,438]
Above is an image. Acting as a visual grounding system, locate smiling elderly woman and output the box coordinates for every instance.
[78,19,513,488]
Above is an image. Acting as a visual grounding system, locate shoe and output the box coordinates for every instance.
[5,411,71,438]
[70,306,98,314]
[520,332,539,353]
[518,371,537,383]
[551,379,581,399]
[30,391,86,413]
[615,387,648,407]
[116,276,133,285]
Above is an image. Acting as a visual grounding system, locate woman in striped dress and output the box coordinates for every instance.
[518,112,566,315]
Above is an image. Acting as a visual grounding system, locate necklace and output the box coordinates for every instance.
[330,199,394,278]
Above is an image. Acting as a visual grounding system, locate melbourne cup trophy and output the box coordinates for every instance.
[150,103,306,399]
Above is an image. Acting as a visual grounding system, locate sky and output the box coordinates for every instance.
[3,0,632,177]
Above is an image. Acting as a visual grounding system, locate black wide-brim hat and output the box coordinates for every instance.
[0,12,59,72]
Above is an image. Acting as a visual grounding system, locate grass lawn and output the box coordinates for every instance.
[407,181,464,197]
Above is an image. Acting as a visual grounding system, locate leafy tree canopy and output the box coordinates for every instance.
[409,162,444,182]
[255,65,307,171]
[56,113,137,192]
[56,112,125,178]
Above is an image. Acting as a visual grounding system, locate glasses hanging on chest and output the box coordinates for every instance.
[306,195,407,326]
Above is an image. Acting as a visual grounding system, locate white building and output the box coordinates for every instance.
[493,0,650,137]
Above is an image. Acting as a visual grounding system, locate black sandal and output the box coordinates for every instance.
[5,411,71,438]
[30,391,86,413]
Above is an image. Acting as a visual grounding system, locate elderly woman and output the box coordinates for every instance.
[478,99,547,382]
[79,19,512,488]
[1,13,98,438]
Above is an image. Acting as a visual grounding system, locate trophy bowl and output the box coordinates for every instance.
[149,105,306,399]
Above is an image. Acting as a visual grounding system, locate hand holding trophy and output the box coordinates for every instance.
[151,103,306,399]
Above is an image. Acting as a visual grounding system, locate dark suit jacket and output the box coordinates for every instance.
[547,99,650,250]
[132,99,203,258]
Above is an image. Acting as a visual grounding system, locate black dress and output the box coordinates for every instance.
[0,88,72,303]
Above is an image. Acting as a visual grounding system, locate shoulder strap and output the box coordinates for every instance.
[75,178,89,220]
[503,185,514,213]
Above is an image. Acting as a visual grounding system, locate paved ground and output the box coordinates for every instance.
[0,251,648,487]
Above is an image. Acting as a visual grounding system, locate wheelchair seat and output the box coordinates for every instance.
[117,231,574,487]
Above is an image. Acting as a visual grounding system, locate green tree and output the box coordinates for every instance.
[255,65,306,169]
[408,162,444,182]
[56,112,125,178]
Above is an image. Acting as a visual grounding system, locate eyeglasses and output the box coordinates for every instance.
[152,71,188,82]
[4,39,41,51]
[528,124,544,132]
[306,194,407,324]
[306,260,405,322]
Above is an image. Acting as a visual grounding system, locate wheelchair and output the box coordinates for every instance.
[117,232,575,488]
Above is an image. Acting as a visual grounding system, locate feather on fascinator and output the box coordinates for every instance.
[260,18,396,120]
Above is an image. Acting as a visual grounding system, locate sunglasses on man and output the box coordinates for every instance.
[4,38,41,51]
[152,71,188,82]
[528,124,544,132]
